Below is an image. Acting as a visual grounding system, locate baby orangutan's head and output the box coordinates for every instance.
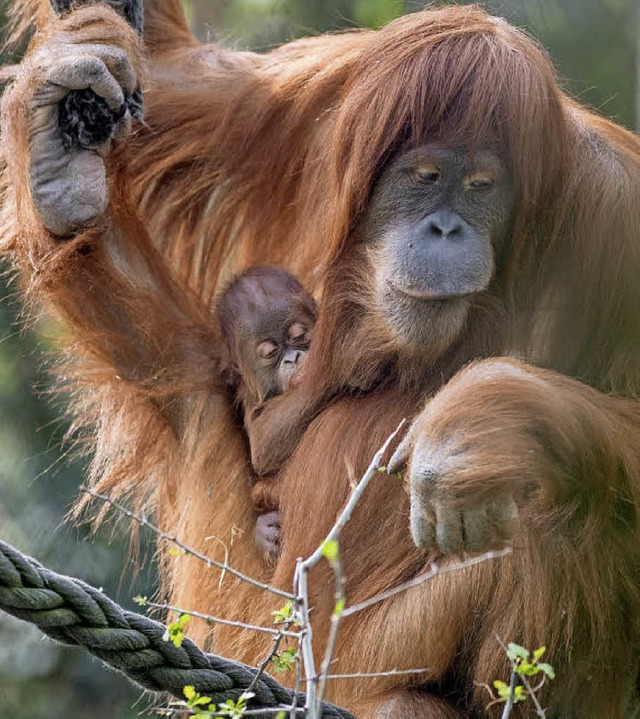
[217,266,317,407]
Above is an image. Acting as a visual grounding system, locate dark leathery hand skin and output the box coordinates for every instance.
[50,0,144,150]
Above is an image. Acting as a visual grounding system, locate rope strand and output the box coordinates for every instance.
[0,539,354,719]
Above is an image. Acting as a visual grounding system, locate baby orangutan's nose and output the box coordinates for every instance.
[282,348,302,366]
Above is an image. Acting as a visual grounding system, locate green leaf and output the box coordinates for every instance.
[515,660,538,677]
[333,598,345,617]
[184,686,196,701]
[133,595,147,606]
[493,679,527,703]
[216,693,253,718]
[493,679,508,698]
[537,662,556,680]
[532,646,546,662]
[321,539,339,563]
[272,600,294,624]
[168,549,183,556]
[513,685,527,703]
[272,646,297,673]
[377,466,387,473]
[165,614,190,648]
[507,643,530,662]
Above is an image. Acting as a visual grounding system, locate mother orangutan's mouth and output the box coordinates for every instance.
[387,280,473,302]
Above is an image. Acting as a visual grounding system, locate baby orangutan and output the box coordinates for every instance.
[216,266,317,561]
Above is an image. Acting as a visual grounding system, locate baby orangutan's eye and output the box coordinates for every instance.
[257,340,279,359]
[288,322,308,343]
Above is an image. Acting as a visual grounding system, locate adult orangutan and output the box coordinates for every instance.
[2,2,640,717]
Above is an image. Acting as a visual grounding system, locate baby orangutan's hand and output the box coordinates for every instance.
[254,511,281,564]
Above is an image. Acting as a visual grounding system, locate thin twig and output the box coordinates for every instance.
[342,548,512,618]
[298,421,406,719]
[237,711,304,717]
[137,598,298,638]
[82,486,294,600]
[159,707,304,717]
[314,549,345,713]
[294,559,316,714]
[290,638,303,719]
[246,620,294,696]
[500,668,518,719]
[520,675,547,718]
[302,420,406,570]
[319,668,431,680]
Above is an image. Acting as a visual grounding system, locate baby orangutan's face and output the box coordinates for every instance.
[249,315,314,400]
[218,266,318,406]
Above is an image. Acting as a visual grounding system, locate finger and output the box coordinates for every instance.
[42,43,139,96]
[48,55,124,111]
[112,107,132,143]
[462,505,489,553]
[387,426,415,473]
[79,44,138,95]
[487,498,518,544]
[409,491,437,550]
[434,500,464,555]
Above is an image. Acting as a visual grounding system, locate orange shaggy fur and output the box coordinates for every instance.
[3,2,640,717]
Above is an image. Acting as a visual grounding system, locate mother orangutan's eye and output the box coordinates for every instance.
[413,166,441,184]
[257,341,279,359]
[465,174,495,191]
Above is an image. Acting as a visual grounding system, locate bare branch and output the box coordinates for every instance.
[246,620,295,696]
[320,668,431,680]
[314,549,345,713]
[159,707,304,717]
[137,598,298,638]
[290,639,303,719]
[293,559,316,713]
[298,421,406,718]
[500,668,518,719]
[302,419,406,570]
[342,548,512,618]
[520,675,547,718]
[82,486,295,600]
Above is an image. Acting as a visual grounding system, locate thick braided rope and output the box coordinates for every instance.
[0,540,354,718]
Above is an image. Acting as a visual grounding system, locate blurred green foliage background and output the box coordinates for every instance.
[0,0,638,717]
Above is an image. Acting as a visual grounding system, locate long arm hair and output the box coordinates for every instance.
[4,4,640,715]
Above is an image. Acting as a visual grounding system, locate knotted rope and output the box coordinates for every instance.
[0,539,354,718]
